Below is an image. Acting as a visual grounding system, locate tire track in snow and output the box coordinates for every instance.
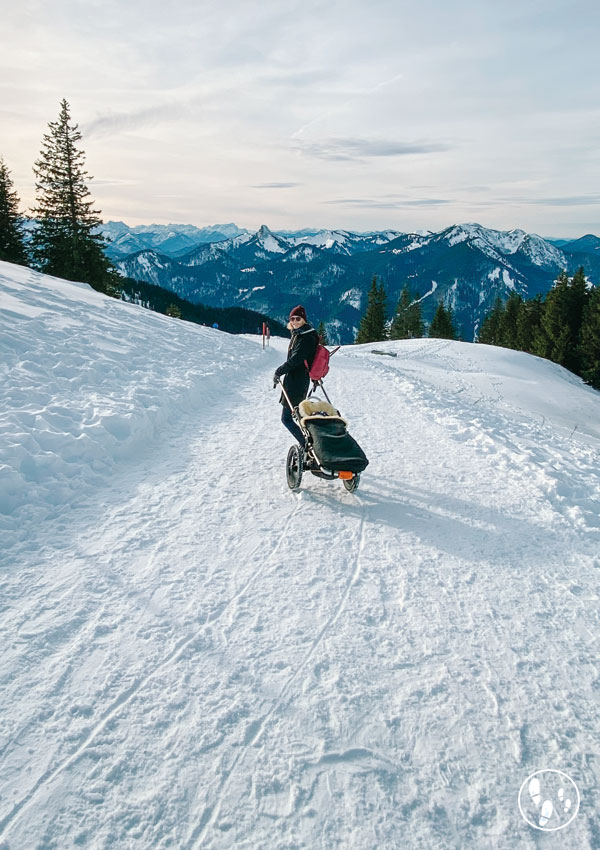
[186,506,368,849]
[0,488,305,844]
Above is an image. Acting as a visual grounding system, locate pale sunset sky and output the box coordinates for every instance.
[2,0,599,236]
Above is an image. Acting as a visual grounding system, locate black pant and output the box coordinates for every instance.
[281,405,305,447]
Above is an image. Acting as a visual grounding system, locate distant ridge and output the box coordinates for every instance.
[112,222,600,343]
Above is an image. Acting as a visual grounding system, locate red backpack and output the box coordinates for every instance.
[305,344,339,381]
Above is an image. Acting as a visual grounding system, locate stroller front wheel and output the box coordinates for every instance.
[286,444,303,490]
[343,473,360,492]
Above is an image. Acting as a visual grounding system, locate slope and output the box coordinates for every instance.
[1,263,599,849]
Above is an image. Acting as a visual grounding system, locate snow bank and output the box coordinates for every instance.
[0,261,263,538]
[347,338,600,441]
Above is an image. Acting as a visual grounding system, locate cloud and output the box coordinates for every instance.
[259,69,339,88]
[83,104,188,139]
[293,137,453,161]
[92,178,138,187]
[512,195,600,206]
[251,182,302,189]
[322,197,453,208]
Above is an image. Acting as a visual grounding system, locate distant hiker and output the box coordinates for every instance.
[273,305,319,446]
[212,322,219,329]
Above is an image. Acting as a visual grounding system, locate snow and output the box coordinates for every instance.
[256,226,287,254]
[503,269,516,291]
[291,230,348,250]
[444,224,565,269]
[0,262,262,536]
[446,224,473,246]
[391,238,423,254]
[414,280,438,302]
[519,234,566,268]
[289,230,400,254]
[143,253,165,271]
[258,232,286,253]
[2,261,600,849]
[183,242,228,266]
[339,288,363,310]
[286,246,318,261]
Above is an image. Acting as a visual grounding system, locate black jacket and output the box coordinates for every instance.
[275,323,319,408]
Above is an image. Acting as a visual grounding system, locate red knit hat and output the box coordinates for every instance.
[289,304,307,321]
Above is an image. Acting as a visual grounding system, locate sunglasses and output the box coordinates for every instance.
[290,316,303,322]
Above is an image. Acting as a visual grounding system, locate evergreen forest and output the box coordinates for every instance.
[478,268,600,389]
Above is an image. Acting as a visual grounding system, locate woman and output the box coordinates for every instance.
[273,305,319,447]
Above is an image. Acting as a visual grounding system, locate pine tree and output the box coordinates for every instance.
[390,287,425,339]
[498,292,523,349]
[478,297,504,345]
[534,270,567,360]
[355,276,387,343]
[389,287,411,339]
[0,156,28,265]
[534,270,576,366]
[515,294,543,353]
[407,293,424,339]
[316,320,329,345]
[565,266,588,373]
[580,284,600,389]
[428,300,456,339]
[31,99,118,295]
[445,304,458,339]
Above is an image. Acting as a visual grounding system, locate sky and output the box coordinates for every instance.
[2,0,600,237]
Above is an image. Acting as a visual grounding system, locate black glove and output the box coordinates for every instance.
[273,371,280,388]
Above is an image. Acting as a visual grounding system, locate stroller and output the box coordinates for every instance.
[277,376,369,492]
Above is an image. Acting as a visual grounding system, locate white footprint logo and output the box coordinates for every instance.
[538,799,553,828]
[529,779,554,827]
[528,777,541,807]
[519,770,580,832]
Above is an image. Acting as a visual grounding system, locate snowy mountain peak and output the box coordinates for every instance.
[443,223,488,246]
[440,223,565,268]
[288,228,402,255]
[290,230,352,253]
[255,225,288,253]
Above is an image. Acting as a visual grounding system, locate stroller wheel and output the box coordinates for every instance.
[343,473,360,492]
[286,444,303,490]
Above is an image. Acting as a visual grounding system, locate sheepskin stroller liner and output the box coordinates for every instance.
[298,399,369,474]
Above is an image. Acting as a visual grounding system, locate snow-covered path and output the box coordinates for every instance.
[1,266,599,849]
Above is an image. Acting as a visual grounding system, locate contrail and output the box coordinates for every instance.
[291,72,404,139]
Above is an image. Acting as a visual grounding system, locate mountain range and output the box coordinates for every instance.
[107,222,600,343]
[101,221,247,259]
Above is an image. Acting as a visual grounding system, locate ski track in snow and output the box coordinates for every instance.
[2,284,600,848]
[186,507,368,849]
